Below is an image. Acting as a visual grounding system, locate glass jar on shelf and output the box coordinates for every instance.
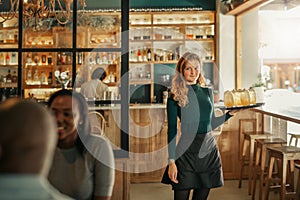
[206,26,214,39]
[143,28,151,40]
[186,27,194,39]
[195,27,204,39]
[154,28,163,40]
[173,27,182,40]
[6,30,14,43]
[133,28,142,40]
[164,27,172,40]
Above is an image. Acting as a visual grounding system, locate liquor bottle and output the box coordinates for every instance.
[11,52,17,64]
[107,52,112,64]
[33,70,39,83]
[26,53,33,65]
[129,47,135,62]
[78,52,82,64]
[41,54,47,64]
[66,53,71,64]
[147,48,152,61]
[12,70,17,83]
[57,52,61,65]
[102,53,107,64]
[47,55,53,65]
[47,72,52,85]
[6,69,12,83]
[40,71,47,84]
[95,52,101,64]
[61,52,66,65]
[137,48,142,62]
[27,69,32,84]
[5,52,10,65]
[143,47,147,62]
[0,53,4,65]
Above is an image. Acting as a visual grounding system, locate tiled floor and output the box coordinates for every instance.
[130,180,279,200]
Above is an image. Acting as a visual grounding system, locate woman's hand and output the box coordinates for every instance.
[168,162,179,184]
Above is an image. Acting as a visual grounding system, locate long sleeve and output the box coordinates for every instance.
[208,88,232,130]
[167,96,179,160]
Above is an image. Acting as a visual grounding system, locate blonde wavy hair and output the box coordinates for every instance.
[171,52,206,107]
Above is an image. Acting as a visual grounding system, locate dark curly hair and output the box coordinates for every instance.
[48,89,91,154]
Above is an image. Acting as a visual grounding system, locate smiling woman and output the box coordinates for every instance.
[47,89,115,200]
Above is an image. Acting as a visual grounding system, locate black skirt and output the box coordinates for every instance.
[161,133,224,190]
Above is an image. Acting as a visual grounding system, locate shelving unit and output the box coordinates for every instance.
[129,10,216,103]
[0,10,216,102]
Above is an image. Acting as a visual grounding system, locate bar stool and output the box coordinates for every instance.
[239,119,257,190]
[252,138,286,200]
[289,132,300,147]
[265,146,300,200]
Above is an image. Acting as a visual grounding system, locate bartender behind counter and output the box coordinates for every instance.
[80,67,108,100]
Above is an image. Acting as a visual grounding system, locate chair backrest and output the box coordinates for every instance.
[88,111,106,136]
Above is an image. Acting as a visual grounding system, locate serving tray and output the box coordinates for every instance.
[221,103,265,110]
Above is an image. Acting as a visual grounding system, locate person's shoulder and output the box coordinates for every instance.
[84,134,115,167]
[84,134,111,148]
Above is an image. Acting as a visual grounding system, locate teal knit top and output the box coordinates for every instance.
[167,84,232,160]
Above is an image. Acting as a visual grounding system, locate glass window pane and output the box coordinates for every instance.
[75,51,121,100]
[0,18,18,49]
[22,52,73,101]
[77,13,121,48]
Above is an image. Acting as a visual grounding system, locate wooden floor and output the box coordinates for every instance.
[130,180,279,200]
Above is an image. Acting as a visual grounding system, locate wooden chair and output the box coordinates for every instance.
[88,111,106,136]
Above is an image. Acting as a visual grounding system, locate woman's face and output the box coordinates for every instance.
[183,60,200,85]
[50,95,81,147]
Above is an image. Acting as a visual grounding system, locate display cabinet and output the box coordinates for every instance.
[0,21,19,100]
[129,10,217,103]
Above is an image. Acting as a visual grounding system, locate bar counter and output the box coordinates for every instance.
[88,103,166,111]
[252,106,300,125]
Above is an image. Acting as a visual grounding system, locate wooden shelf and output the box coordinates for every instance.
[226,0,274,16]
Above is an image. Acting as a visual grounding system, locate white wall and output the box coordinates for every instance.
[241,9,260,88]
[218,13,236,100]
[259,7,300,61]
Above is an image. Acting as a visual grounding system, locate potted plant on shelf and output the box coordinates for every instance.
[221,0,244,11]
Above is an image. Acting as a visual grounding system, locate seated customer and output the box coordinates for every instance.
[0,98,72,200]
[47,89,115,200]
[80,67,109,99]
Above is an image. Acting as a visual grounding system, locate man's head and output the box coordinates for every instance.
[0,99,57,176]
[91,67,107,81]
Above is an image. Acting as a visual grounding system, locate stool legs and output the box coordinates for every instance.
[252,144,261,200]
[239,139,249,188]
[249,138,256,195]
[259,146,267,200]
[265,156,276,200]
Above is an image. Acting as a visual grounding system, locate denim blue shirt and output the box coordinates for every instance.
[0,174,72,199]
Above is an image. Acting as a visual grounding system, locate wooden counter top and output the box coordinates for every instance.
[251,106,300,124]
[88,103,166,110]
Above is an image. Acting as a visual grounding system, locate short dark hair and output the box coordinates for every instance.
[91,67,107,81]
